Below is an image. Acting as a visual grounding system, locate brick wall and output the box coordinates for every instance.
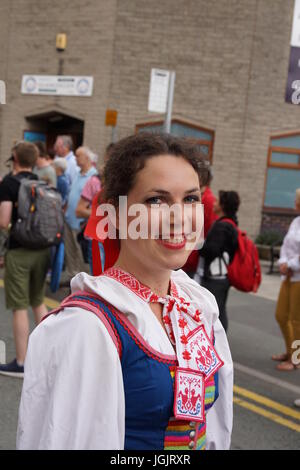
[0,0,299,239]
[0,0,117,167]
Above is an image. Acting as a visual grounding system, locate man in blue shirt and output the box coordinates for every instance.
[63,146,98,282]
[54,135,79,186]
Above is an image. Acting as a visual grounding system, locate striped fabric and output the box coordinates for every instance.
[163,369,216,450]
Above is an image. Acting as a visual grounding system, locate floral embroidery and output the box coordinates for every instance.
[102,267,223,382]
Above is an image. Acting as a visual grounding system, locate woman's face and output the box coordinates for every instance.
[213,197,222,216]
[118,154,202,273]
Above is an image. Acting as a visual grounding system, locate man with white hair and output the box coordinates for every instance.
[53,157,69,207]
[54,135,79,185]
[62,146,98,283]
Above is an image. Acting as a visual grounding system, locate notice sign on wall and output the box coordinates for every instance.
[148,68,170,113]
[21,75,93,96]
[286,0,300,104]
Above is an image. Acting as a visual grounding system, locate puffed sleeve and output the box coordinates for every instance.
[205,317,233,450]
[16,307,125,450]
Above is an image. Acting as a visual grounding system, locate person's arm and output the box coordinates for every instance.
[278,245,288,266]
[278,223,292,266]
[76,196,91,219]
[68,159,79,185]
[206,316,233,450]
[0,201,12,229]
[17,307,125,450]
[0,178,14,229]
[282,219,300,273]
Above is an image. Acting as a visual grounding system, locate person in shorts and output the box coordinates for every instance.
[0,141,50,378]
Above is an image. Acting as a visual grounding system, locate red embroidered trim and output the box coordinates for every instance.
[58,291,177,365]
[173,367,205,423]
[187,325,224,380]
[103,267,179,301]
[71,296,123,358]
[43,294,123,359]
[96,295,178,365]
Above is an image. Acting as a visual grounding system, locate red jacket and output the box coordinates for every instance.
[182,187,217,274]
[202,187,218,238]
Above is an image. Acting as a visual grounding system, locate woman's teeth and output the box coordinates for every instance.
[160,236,185,243]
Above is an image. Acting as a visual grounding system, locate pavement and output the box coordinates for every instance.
[0,262,299,450]
[253,260,282,301]
[228,261,300,450]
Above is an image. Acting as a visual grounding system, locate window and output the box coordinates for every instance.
[264,133,300,209]
[136,119,214,162]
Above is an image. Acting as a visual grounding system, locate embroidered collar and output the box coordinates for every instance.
[103,267,203,359]
[102,266,179,302]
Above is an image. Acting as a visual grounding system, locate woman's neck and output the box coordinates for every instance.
[114,258,171,298]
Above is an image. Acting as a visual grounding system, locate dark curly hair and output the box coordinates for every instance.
[103,132,209,205]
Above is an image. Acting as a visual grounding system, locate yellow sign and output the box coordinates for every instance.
[105,109,118,127]
[56,34,67,51]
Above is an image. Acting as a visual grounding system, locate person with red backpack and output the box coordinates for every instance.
[196,191,240,332]
[196,190,261,332]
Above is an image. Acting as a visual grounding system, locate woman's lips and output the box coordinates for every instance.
[155,235,187,250]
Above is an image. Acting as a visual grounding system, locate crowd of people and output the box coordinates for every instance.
[0,132,298,450]
[0,136,107,377]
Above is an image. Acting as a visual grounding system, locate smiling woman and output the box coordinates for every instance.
[17,133,233,451]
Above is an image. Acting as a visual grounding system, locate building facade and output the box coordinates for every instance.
[0,0,299,238]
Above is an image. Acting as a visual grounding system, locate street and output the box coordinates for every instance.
[229,285,300,450]
[0,267,299,450]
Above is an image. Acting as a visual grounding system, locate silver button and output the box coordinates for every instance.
[189,431,196,439]
[188,441,195,449]
[189,421,196,428]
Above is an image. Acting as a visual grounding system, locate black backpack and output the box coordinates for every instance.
[11,177,64,249]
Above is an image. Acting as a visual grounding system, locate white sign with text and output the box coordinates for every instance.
[21,75,93,96]
[148,68,170,113]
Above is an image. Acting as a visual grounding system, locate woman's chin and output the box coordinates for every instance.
[158,251,191,272]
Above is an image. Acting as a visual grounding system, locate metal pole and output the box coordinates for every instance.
[111,125,118,143]
[164,71,176,133]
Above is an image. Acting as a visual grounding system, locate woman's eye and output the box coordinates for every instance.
[145,197,163,205]
[184,195,200,203]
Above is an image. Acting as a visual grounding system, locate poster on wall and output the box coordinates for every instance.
[21,75,93,97]
[286,0,300,104]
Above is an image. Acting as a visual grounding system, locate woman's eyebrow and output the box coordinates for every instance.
[147,188,200,195]
[184,188,201,194]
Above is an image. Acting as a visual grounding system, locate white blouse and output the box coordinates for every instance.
[16,269,233,450]
[278,216,300,282]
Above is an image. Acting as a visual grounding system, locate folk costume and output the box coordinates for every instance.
[17,194,233,450]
